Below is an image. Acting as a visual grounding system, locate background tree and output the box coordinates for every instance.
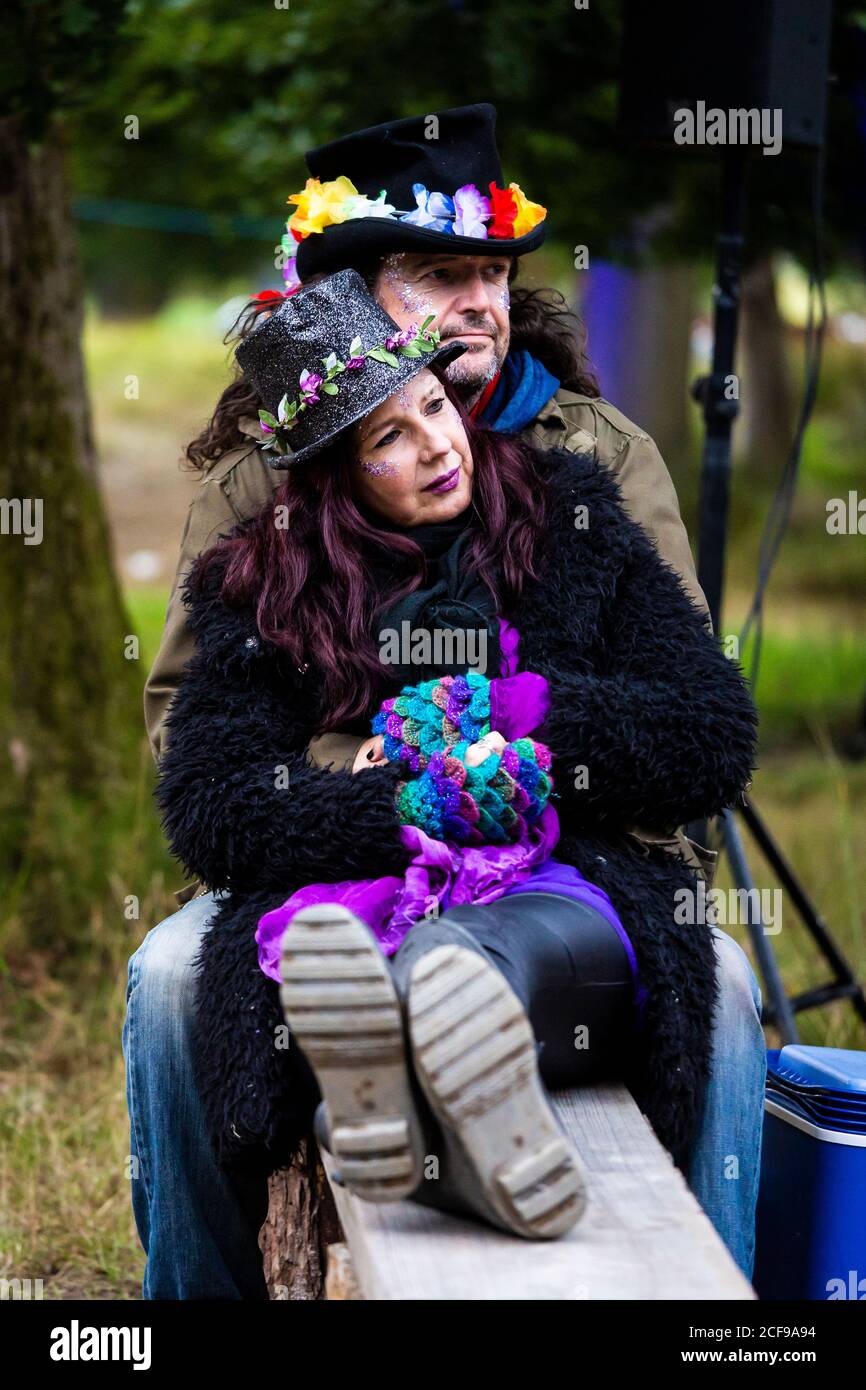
[0,1,142,953]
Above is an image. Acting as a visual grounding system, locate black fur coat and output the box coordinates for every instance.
[156,446,758,1177]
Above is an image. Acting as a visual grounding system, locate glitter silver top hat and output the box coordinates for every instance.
[235,269,466,469]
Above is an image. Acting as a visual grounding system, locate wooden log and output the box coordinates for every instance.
[325,1242,364,1301]
[259,1135,343,1300]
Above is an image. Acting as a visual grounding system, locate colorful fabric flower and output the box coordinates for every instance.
[453,184,491,239]
[281,259,301,295]
[299,369,323,404]
[278,232,302,294]
[487,182,519,239]
[287,176,360,236]
[508,182,546,237]
[384,324,418,351]
[279,172,545,247]
[343,189,397,221]
[402,182,455,232]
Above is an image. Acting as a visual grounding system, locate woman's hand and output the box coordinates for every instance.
[352,734,389,773]
[355,729,506,775]
[464,731,507,766]
[356,729,505,775]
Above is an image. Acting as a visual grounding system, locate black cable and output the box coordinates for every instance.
[738,142,829,687]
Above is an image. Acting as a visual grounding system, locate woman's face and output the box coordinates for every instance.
[351,369,473,527]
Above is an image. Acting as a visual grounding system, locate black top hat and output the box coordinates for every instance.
[294,102,546,281]
[235,269,466,469]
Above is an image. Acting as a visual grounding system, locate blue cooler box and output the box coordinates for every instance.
[754,1045,866,1300]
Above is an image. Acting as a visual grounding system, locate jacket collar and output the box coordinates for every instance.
[239,413,269,443]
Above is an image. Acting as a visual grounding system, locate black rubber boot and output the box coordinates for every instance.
[388,914,587,1240]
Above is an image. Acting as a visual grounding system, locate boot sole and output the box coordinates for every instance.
[407,944,588,1239]
[279,904,424,1203]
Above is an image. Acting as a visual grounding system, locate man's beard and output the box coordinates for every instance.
[440,319,508,403]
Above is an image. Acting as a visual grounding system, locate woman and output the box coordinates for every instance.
[157,270,758,1244]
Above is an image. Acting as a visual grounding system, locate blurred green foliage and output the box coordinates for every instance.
[65,0,866,311]
[0,1,131,135]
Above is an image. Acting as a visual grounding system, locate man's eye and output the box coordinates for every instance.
[425,268,452,282]
[485,263,508,278]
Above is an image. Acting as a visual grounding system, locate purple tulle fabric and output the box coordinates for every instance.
[256,619,640,1003]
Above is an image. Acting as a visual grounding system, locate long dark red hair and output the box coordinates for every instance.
[194,382,548,730]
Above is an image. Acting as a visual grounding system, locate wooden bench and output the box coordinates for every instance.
[312,1081,756,1300]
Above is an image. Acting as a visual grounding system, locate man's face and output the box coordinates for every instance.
[373,253,512,404]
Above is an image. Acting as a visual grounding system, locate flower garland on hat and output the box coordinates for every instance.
[277,176,546,294]
[258,315,442,456]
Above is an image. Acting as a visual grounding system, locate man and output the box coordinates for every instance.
[125,104,765,1298]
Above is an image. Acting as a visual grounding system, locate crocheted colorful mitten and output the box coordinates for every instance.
[395,737,554,846]
[372,671,491,774]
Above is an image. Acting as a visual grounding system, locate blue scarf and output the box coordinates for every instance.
[480,348,560,433]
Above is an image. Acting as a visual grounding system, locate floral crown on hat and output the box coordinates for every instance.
[258,314,442,457]
[277,176,546,294]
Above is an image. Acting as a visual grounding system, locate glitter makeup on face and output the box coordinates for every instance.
[381,253,433,318]
[359,458,400,477]
[498,286,511,311]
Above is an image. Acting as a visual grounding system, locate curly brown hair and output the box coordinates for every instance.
[184,259,599,473]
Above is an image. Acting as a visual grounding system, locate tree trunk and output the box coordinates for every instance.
[260,1138,343,1299]
[0,114,140,951]
[736,255,795,481]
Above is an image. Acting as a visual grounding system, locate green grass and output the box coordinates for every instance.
[0,769,177,1300]
[125,588,172,669]
[745,632,865,745]
[719,747,866,1053]
[84,296,234,430]
[0,582,184,1298]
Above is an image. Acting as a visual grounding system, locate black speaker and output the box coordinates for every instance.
[619,0,833,151]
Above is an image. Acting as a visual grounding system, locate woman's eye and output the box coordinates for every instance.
[374,429,399,449]
[425,397,445,415]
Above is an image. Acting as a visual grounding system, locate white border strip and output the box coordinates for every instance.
[765,1097,866,1148]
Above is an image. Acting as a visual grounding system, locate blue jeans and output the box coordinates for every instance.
[687,927,767,1279]
[122,891,270,1300]
[122,894,766,1298]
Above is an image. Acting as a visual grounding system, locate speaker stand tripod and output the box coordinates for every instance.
[690,150,866,1043]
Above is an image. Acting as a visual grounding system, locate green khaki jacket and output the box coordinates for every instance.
[146,391,716,897]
